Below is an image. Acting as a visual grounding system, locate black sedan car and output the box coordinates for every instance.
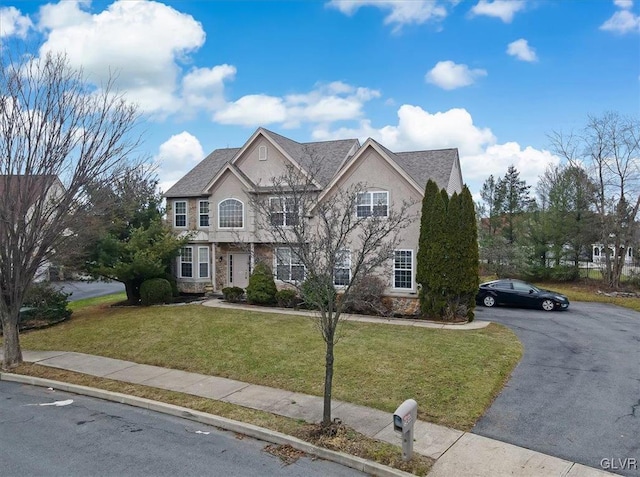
[476,279,570,311]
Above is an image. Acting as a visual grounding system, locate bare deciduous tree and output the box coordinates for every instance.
[250,160,415,427]
[550,112,640,288]
[0,51,142,368]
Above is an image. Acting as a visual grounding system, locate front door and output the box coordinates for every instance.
[228,253,250,288]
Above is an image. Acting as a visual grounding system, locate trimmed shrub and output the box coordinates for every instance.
[301,274,336,311]
[246,262,277,305]
[549,266,579,282]
[343,275,387,315]
[275,289,298,308]
[22,282,71,323]
[222,286,245,303]
[140,278,173,306]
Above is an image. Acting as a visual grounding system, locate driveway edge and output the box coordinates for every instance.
[0,372,414,477]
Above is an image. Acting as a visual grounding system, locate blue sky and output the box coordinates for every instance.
[2,0,639,198]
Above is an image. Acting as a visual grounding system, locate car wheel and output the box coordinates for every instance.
[541,299,555,311]
[483,295,496,307]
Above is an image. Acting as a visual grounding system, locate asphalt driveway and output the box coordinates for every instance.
[473,302,640,476]
[53,280,125,301]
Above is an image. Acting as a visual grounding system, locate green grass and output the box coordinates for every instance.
[20,304,522,431]
[68,292,127,311]
[533,283,640,312]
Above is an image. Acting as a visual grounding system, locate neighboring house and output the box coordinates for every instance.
[164,128,463,304]
[591,244,634,265]
[0,174,66,281]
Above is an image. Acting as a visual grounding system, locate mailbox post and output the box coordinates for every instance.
[393,399,417,461]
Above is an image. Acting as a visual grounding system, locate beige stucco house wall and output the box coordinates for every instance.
[163,127,464,309]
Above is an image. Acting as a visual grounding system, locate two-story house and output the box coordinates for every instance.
[164,128,463,306]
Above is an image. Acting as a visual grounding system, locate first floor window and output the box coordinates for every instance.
[218,198,244,228]
[180,246,193,278]
[393,250,413,289]
[174,201,187,227]
[198,247,209,278]
[199,201,209,227]
[275,247,305,281]
[356,191,388,218]
[334,250,351,286]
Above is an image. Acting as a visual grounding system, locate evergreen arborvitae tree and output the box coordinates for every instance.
[418,183,447,318]
[444,192,461,295]
[417,181,479,321]
[459,186,479,321]
[416,180,440,288]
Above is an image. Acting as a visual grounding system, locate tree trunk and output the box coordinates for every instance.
[124,281,137,304]
[1,314,23,369]
[322,340,335,426]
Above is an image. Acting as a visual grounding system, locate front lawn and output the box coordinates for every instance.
[19,303,521,430]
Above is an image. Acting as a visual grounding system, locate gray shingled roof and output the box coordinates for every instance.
[163,128,459,198]
[264,129,358,187]
[393,149,458,190]
[368,138,457,190]
[163,148,239,197]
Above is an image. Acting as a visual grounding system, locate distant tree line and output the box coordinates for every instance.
[477,112,640,290]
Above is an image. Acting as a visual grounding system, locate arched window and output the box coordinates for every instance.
[218,199,244,228]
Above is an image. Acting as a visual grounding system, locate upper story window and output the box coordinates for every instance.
[393,250,413,289]
[259,145,268,161]
[218,198,244,229]
[356,191,388,218]
[334,250,351,286]
[270,197,299,226]
[174,201,187,227]
[199,201,209,227]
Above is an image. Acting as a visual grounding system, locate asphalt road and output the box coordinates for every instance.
[0,381,365,477]
[53,281,125,301]
[473,302,640,476]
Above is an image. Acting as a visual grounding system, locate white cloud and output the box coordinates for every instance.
[154,131,204,192]
[312,105,495,156]
[327,0,448,29]
[215,95,288,126]
[37,0,207,116]
[0,6,33,38]
[181,65,237,114]
[214,82,380,127]
[425,61,487,90]
[614,0,633,9]
[470,0,526,23]
[462,142,559,186]
[312,105,559,194]
[507,39,538,62]
[601,8,640,34]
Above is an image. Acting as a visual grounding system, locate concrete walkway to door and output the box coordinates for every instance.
[202,297,491,330]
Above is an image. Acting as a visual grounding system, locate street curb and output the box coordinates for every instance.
[0,373,415,477]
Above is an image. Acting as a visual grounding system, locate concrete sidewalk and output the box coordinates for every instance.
[202,298,491,330]
[21,350,612,477]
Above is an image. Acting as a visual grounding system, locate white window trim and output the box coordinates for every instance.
[217,198,245,229]
[334,249,351,287]
[179,246,193,278]
[258,145,267,161]
[174,200,187,228]
[392,249,414,291]
[356,191,389,218]
[269,197,300,227]
[198,246,209,279]
[198,200,210,228]
[274,247,306,282]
